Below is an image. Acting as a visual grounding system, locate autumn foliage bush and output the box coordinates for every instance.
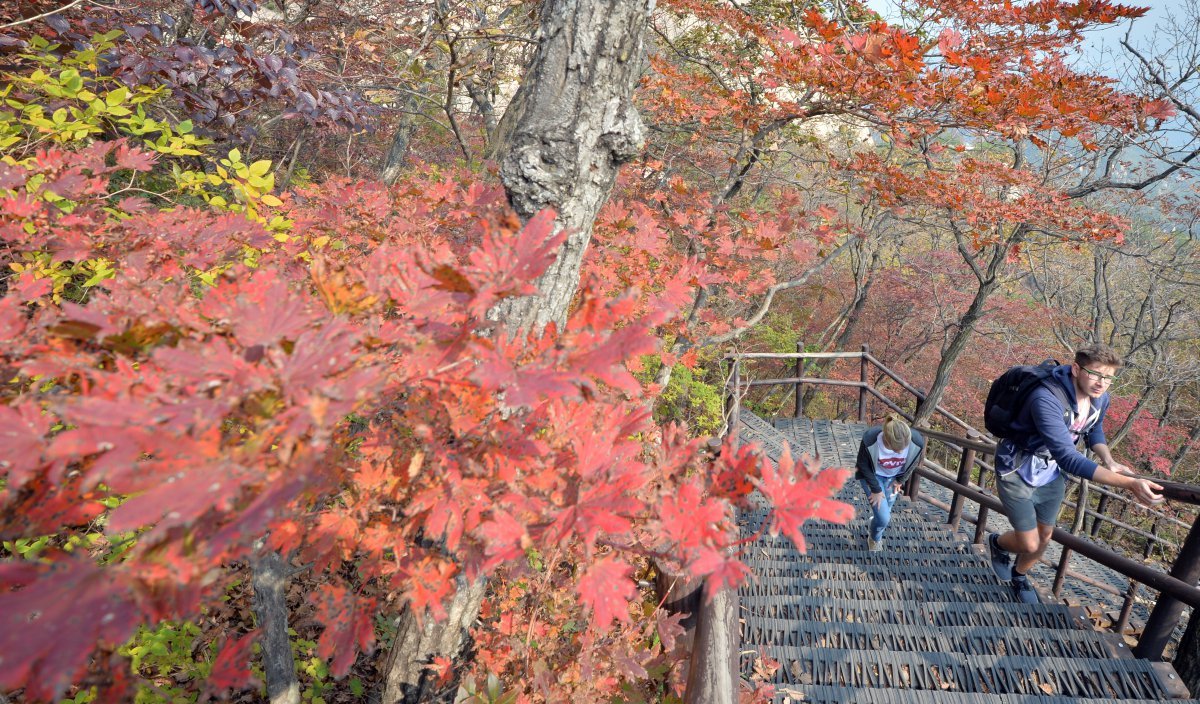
[0,50,852,701]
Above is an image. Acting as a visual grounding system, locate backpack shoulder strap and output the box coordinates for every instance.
[1040,376,1073,427]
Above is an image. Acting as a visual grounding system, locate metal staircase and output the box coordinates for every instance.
[735,411,1196,704]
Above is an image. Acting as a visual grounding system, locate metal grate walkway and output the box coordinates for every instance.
[735,410,1196,704]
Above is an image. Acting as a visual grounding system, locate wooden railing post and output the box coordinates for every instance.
[1091,493,1111,538]
[794,342,804,418]
[1116,529,1158,635]
[1134,514,1200,660]
[1053,479,1089,597]
[947,446,976,532]
[858,343,869,422]
[972,447,992,545]
[683,584,738,704]
[725,359,740,432]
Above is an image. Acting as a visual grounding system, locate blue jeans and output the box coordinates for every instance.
[859,478,901,541]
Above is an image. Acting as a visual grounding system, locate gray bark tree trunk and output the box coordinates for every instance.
[912,228,1022,427]
[802,248,880,410]
[912,277,1002,427]
[380,576,487,704]
[1171,423,1200,475]
[378,1,652,701]
[489,0,651,333]
[1176,612,1200,698]
[253,551,300,704]
[380,90,426,185]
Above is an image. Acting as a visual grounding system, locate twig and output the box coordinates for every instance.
[1,0,86,30]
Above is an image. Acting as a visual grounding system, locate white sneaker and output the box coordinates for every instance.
[867,538,882,552]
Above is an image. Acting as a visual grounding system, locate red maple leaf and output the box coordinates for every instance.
[308,584,377,676]
[112,142,158,172]
[426,655,455,688]
[480,508,528,569]
[0,558,144,701]
[689,546,752,595]
[659,481,726,549]
[206,632,260,691]
[709,437,764,501]
[399,557,458,620]
[0,401,50,489]
[578,556,635,629]
[753,444,854,552]
[1143,98,1177,121]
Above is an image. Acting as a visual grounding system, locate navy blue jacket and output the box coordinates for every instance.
[855,426,926,494]
[995,364,1109,480]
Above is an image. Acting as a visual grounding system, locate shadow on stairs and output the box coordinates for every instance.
[735,410,1197,704]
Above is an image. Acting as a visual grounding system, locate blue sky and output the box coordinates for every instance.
[865,0,1186,80]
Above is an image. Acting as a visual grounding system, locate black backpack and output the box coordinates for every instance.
[984,360,1072,440]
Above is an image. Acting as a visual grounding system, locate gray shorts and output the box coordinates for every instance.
[997,470,1065,532]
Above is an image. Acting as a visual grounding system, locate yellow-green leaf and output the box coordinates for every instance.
[105,86,129,107]
[248,159,272,177]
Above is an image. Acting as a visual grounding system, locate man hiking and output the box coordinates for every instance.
[986,343,1164,604]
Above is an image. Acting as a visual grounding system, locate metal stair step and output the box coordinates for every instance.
[743,526,967,544]
[744,538,971,554]
[740,520,953,537]
[767,685,1193,704]
[741,507,939,522]
[739,596,1089,630]
[742,619,1131,659]
[738,577,1014,603]
[748,563,1000,584]
[741,549,993,570]
[747,647,1171,698]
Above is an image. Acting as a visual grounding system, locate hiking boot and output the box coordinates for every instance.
[1011,575,1040,604]
[987,533,1013,581]
[867,537,882,553]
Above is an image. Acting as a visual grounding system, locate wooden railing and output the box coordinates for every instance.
[722,345,1200,662]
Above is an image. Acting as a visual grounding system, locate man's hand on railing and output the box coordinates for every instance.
[1092,465,1165,506]
[1125,476,1165,506]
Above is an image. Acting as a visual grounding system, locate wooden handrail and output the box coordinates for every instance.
[723,351,863,359]
[1159,480,1200,506]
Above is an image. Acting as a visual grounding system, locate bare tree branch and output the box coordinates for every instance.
[698,236,857,347]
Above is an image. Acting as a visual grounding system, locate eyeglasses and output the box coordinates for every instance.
[1080,366,1117,383]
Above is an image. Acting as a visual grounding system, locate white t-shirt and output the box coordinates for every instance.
[875,440,909,479]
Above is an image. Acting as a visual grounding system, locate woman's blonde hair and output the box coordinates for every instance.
[882,414,911,451]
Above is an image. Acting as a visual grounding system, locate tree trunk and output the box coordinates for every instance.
[465,79,499,146]
[913,222,1031,428]
[253,551,300,704]
[380,90,425,185]
[489,0,651,333]
[1171,424,1200,475]
[381,577,487,704]
[379,1,651,699]
[1176,611,1200,698]
[912,275,1003,426]
[802,249,880,409]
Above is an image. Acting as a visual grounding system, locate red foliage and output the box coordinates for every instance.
[0,147,850,700]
